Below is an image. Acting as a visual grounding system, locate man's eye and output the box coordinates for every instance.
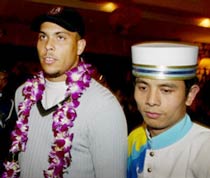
[161,88,172,94]
[57,36,65,40]
[137,85,147,91]
[38,34,46,40]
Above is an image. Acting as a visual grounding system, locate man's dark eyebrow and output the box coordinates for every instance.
[159,83,178,88]
[38,31,69,35]
[135,78,147,84]
[55,31,69,35]
[135,78,178,88]
[38,30,45,34]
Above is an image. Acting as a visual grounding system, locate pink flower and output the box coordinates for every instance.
[2,161,20,178]
[3,60,93,177]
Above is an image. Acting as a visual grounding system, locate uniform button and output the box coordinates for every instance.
[147,167,152,172]
[149,151,154,157]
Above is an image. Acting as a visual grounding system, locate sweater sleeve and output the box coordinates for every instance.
[87,89,128,178]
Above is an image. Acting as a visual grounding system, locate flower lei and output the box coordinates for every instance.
[2,61,93,178]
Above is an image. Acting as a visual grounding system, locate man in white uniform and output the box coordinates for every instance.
[127,42,210,178]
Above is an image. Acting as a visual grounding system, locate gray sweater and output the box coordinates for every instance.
[15,78,128,178]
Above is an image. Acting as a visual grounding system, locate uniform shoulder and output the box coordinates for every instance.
[128,124,147,156]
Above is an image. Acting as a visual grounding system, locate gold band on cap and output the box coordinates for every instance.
[132,63,197,80]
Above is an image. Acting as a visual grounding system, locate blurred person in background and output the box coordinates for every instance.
[188,76,210,127]
[0,66,17,175]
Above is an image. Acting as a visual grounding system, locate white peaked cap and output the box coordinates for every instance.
[131,42,199,79]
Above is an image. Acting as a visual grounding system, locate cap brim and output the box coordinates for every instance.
[31,14,77,33]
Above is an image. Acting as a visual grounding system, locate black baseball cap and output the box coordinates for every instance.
[31,6,85,38]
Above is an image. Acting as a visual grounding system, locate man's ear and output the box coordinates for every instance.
[77,39,86,55]
[185,84,200,106]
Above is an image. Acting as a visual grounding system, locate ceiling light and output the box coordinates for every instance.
[198,18,210,28]
[99,2,118,12]
[27,0,118,13]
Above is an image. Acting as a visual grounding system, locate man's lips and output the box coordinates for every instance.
[44,57,56,64]
[145,111,161,119]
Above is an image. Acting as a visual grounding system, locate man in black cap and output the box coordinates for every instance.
[2,6,127,178]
